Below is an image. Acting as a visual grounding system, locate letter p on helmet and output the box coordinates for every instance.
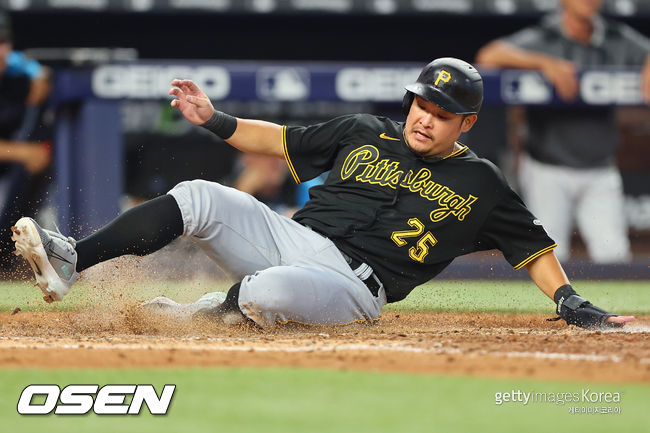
[434,70,452,86]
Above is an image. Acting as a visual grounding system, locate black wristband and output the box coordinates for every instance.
[553,284,578,306]
[200,110,237,139]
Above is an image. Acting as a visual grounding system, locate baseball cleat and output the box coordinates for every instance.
[11,217,79,303]
[141,291,227,321]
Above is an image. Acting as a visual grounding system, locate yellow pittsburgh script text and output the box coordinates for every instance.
[341,145,477,222]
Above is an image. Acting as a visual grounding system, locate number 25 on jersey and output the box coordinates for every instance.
[390,218,438,263]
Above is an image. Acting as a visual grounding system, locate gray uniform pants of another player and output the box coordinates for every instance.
[167,179,387,328]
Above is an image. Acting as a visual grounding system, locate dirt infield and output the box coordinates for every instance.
[1,309,648,383]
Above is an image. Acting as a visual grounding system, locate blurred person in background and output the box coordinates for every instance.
[476,0,650,263]
[0,11,52,276]
[231,153,298,217]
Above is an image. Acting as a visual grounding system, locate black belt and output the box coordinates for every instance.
[338,251,383,297]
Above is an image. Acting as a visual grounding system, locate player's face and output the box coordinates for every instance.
[404,96,477,158]
[561,0,602,21]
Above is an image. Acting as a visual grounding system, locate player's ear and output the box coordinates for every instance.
[460,114,478,133]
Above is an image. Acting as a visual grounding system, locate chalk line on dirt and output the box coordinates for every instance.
[0,338,647,364]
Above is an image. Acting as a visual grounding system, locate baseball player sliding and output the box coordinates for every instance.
[11,58,633,329]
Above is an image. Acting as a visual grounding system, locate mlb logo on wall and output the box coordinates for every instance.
[17,384,176,415]
[256,67,310,101]
[501,70,552,104]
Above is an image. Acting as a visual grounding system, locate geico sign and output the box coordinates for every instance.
[336,68,421,101]
[17,384,175,415]
[580,71,642,104]
[92,65,230,99]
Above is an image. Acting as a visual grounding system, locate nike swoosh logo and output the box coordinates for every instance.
[379,133,400,141]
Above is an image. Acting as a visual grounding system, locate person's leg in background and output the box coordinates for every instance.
[519,154,576,262]
[575,167,631,264]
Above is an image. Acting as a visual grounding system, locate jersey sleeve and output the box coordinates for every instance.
[283,114,360,183]
[6,51,43,78]
[499,26,546,51]
[619,23,650,64]
[475,187,557,270]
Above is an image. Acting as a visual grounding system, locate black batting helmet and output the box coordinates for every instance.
[402,57,483,115]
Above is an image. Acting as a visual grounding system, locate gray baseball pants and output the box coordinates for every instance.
[168,179,387,328]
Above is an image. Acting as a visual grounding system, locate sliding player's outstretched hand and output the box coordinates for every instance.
[557,296,635,329]
[604,315,635,327]
[169,79,214,125]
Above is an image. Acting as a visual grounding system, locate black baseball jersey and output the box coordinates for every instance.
[283,114,556,303]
